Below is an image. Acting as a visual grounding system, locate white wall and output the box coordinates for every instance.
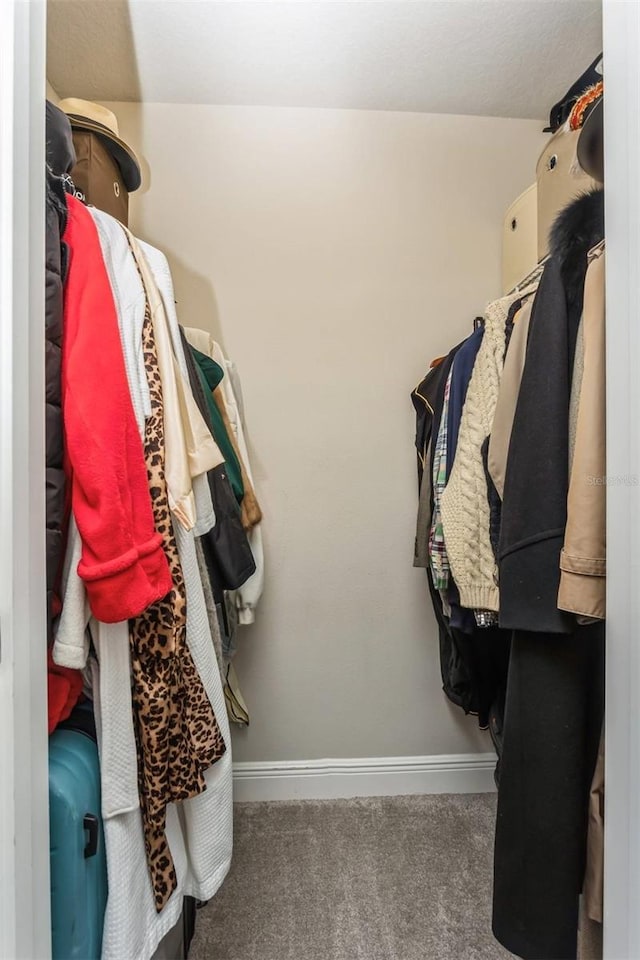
[46,78,60,103]
[105,102,546,763]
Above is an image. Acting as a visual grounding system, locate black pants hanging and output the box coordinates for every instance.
[492,624,605,960]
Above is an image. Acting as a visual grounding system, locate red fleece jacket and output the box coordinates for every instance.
[62,195,172,622]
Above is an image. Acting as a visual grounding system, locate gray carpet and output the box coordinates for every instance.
[190,793,513,960]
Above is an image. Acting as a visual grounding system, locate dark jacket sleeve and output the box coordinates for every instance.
[498,259,576,634]
[411,339,466,492]
[45,176,67,629]
[411,365,441,490]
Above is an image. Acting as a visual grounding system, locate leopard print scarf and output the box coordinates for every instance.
[129,303,226,912]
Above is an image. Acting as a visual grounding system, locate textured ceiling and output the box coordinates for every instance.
[47,0,602,119]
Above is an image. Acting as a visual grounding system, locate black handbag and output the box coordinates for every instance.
[201,464,256,593]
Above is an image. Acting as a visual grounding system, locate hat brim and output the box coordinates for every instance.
[67,115,142,192]
[577,98,604,183]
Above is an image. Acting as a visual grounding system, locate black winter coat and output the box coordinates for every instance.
[498,189,605,633]
[45,173,68,626]
[45,101,75,630]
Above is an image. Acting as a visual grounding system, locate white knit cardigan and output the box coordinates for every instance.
[440,292,517,612]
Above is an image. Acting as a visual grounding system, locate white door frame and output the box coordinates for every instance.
[603,3,640,958]
[0,1,49,959]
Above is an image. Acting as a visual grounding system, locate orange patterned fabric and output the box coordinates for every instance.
[569,81,604,131]
[129,302,226,912]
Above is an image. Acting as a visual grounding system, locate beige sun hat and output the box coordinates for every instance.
[58,98,141,192]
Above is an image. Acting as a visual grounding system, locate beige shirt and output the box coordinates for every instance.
[125,232,224,530]
[487,297,534,500]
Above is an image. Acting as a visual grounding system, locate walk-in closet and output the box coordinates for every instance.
[4,1,640,959]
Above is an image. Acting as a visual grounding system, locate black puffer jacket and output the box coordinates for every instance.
[45,102,75,630]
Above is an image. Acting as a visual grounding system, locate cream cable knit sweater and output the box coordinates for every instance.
[440,292,519,612]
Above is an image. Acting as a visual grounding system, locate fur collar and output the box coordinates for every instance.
[549,188,604,321]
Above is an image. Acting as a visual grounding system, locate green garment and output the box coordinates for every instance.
[191,346,245,503]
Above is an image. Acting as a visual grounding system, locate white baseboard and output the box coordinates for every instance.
[232,753,497,802]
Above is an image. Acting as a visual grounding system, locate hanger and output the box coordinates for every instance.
[508,256,549,298]
[428,260,546,371]
[476,256,547,342]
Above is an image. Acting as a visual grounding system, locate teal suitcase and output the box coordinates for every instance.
[49,720,108,960]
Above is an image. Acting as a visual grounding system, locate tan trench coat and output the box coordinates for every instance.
[558,241,606,620]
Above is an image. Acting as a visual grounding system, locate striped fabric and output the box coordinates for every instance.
[429,367,454,591]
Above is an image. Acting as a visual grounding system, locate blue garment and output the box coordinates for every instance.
[448,582,476,634]
[429,368,454,591]
[444,325,484,630]
[445,325,484,479]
